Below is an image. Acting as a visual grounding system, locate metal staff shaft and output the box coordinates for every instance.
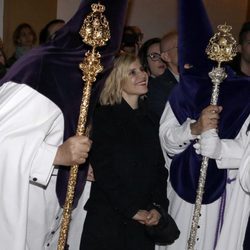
[187,67,226,250]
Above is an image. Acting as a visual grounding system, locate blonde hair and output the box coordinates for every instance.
[100,53,137,105]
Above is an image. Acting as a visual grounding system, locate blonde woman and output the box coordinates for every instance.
[80,53,176,250]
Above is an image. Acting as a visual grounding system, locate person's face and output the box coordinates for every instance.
[0,50,5,65]
[147,43,166,77]
[18,27,35,47]
[161,37,178,66]
[122,59,148,100]
[239,32,250,63]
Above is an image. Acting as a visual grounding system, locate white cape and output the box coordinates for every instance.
[215,128,250,250]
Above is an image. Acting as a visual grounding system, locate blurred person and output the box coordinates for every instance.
[131,25,144,47]
[120,26,141,55]
[7,23,37,67]
[230,21,250,76]
[0,38,7,79]
[147,31,179,119]
[0,47,6,66]
[39,19,65,44]
[160,31,179,80]
[138,37,167,79]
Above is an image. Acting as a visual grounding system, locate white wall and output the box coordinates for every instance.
[126,0,177,41]
[0,0,3,38]
[57,0,80,22]
[2,0,247,44]
[127,0,248,43]
[56,0,248,44]
[55,0,177,42]
[205,0,248,41]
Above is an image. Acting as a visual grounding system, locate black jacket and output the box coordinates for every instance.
[147,69,178,119]
[81,99,168,250]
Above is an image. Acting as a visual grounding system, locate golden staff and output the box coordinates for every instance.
[57,3,110,250]
[187,24,237,250]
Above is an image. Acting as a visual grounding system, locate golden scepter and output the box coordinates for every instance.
[187,24,237,250]
[57,3,110,250]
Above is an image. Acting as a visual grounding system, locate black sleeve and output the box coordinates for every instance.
[151,150,169,211]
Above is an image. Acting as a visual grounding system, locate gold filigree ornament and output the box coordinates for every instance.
[57,3,110,250]
[206,24,237,67]
[80,3,110,48]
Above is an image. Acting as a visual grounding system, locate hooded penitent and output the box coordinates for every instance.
[0,0,128,207]
[168,0,250,204]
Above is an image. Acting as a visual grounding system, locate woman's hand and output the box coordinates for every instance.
[53,135,92,166]
[133,209,161,226]
[132,210,149,224]
[145,209,161,226]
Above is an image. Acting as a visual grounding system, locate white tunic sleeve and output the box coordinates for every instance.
[216,115,250,169]
[29,110,64,186]
[215,116,250,250]
[239,145,250,193]
[159,102,197,163]
[239,126,250,192]
[0,81,64,250]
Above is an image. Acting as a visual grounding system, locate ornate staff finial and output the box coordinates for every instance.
[188,23,237,250]
[57,3,110,250]
[206,23,237,67]
[78,3,110,95]
[80,3,110,48]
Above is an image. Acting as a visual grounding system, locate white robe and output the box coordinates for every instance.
[47,180,91,250]
[0,82,93,250]
[157,102,247,250]
[0,81,89,250]
[0,81,63,250]
[215,116,250,250]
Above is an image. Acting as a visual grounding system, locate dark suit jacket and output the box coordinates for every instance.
[81,99,168,250]
[147,69,178,119]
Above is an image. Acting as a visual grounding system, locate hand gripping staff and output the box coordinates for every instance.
[57,3,110,250]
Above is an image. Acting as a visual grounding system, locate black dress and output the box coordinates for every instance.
[80,98,169,250]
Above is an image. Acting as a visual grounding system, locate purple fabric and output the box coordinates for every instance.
[168,0,250,204]
[178,0,213,75]
[0,0,128,207]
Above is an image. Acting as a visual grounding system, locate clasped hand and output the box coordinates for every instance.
[133,209,161,226]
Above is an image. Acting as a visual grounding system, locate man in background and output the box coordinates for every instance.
[147,31,179,119]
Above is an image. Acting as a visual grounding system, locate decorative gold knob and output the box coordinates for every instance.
[206,24,237,67]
